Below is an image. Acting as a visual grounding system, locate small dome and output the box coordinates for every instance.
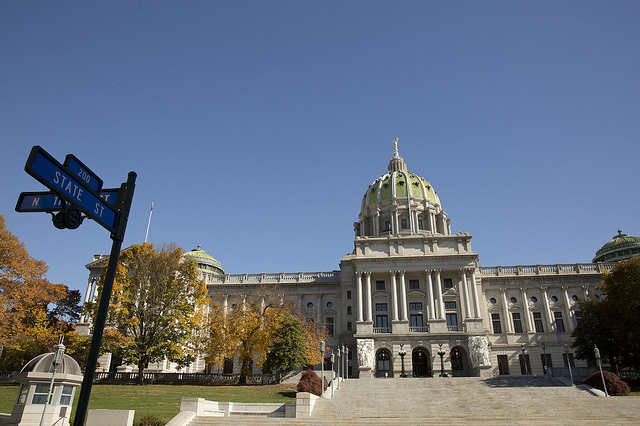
[183,245,225,275]
[21,351,81,376]
[593,230,640,263]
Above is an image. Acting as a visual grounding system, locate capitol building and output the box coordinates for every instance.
[80,144,639,379]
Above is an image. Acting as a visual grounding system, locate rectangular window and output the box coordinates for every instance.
[563,353,575,367]
[376,315,389,328]
[223,358,234,374]
[492,313,502,334]
[446,313,458,330]
[512,312,523,334]
[32,383,51,404]
[376,303,388,312]
[443,278,453,289]
[347,321,352,331]
[401,218,408,229]
[348,349,353,360]
[347,306,352,315]
[325,317,334,337]
[533,312,544,333]
[410,314,423,327]
[409,279,420,290]
[409,302,422,311]
[574,310,582,325]
[376,280,385,291]
[346,290,352,300]
[385,221,391,231]
[60,385,73,405]
[444,301,456,310]
[519,354,531,375]
[418,220,423,230]
[554,311,565,332]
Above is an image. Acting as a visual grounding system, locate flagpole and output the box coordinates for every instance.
[144,201,153,243]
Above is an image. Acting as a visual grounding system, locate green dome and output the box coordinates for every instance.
[361,171,441,212]
[593,230,640,263]
[184,245,225,275]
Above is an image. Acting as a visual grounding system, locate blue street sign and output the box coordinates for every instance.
[64,154,103,193]
[16,191,63,212]
[24,146,117,232]
[16,188,120,212]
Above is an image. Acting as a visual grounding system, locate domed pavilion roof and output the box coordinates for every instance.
[183,245,225,275]
[21,349,82,376]
[593,230,640,263]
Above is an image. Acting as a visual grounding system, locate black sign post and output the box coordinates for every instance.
[16,146,136,426]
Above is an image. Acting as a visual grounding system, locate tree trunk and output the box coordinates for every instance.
[137,357,148,385]
[239,356,251,385]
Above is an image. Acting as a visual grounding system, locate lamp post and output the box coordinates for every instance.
[437,343,447,377]
[320,340,325,397]
[336,347,341,389]
[330,353,335,398]
[399,344,407,378]
[594,345,609,397]
[563,344,574,386]
[541,341,548,375]
[521,344,529,375]
[344,347,349,380]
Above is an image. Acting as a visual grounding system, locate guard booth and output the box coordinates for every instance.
[8,344,83,426]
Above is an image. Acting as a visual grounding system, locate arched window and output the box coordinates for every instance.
[376,349,392,377]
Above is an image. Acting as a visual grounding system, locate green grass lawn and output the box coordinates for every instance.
[0,383,296,424]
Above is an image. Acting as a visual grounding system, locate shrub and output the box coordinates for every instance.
[582,371,631,396]
[297,368,323,396]
[135,415,164,426]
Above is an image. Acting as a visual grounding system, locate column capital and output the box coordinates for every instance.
[398,270,406,277]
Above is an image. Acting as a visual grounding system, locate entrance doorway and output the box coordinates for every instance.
[412,347,431,377]
[497,355,510,375]
[376,349,393,377]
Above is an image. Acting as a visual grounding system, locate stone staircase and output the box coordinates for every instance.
[181,376,640,424]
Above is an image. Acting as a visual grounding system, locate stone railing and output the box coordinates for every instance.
[409,326,429,333]
[93,372,277,385]
[373,327,392,334]
[205,271,341,285]
[478,263,614,277]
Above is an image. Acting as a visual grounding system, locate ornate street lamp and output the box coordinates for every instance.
[594,345,609,397]
[399,344,407,378]
[336,347,341,390]
[521,344,529,375]
[437,343,448,377]
[344,347,349,380]
[330,352,335,398]
[320,340,325,397]
[563,344,574,386]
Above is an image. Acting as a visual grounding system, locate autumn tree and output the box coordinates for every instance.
[206,290,290,384]
[0,214,66,360]
[599,256,640,370]
[84,243,209,384]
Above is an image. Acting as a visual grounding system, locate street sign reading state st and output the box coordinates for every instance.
[24,146,118,233]
[16,188,120,213]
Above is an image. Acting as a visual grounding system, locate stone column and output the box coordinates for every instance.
[469,270,481,319]
[429,211,436,234]
[399,271,408,321]
[392,207,399,234]
[434,270,445,320]
[562,287,574,332]
[460,270,471,319]
[541,287,553,332]
[374,210,380,237]
[390,271,399,321]
[365,272,373,322]
[426,270,435,320]
[520,288,532,333]
[356,272,364,322]
[501,289,513,333]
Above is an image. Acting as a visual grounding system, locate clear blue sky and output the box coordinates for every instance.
[1,1,638,297]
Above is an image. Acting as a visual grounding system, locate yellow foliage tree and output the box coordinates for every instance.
[84,243,209,384]
[0,214,66,349]
[206,290,290,384]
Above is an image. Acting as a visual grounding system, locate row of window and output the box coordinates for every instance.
[373,279,454,291]
[491,311,575,334]
[489,294,580,305]
[497,352,575,376]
